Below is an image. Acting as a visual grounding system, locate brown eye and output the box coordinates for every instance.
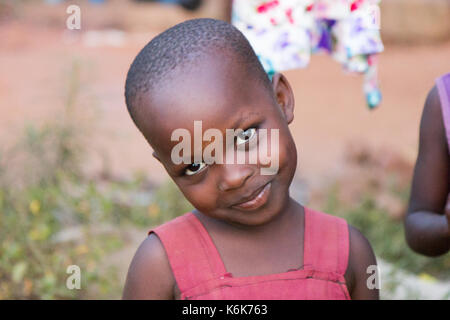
[236,128,257,145]
[185,162,207,176]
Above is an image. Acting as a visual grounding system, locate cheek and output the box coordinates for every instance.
[281,130,297,171]
[180,181,219,212]
[255,126,295,175]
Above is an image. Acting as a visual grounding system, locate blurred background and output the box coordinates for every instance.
[0,0,449,299]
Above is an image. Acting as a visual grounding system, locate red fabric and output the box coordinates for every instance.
[149,207,350,300]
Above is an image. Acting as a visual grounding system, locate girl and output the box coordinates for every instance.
[122,18,379,300]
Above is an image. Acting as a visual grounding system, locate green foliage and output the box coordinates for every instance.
[0,58,192,299]
[323,187,450,280]
[150,181,194,225]
[0,133,190,299]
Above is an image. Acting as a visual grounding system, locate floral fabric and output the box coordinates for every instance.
[232,0,384,108]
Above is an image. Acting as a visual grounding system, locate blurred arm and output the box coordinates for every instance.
[405,86,450,256]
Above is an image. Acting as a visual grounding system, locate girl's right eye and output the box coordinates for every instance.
[236,127,257,146]
[185,162,207,176]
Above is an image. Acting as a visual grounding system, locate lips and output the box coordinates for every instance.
[231,182,272,211]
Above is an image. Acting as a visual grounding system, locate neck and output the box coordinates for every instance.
[216,196,303,237]
[252,197,302,234]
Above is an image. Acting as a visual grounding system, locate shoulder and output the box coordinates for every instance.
[344,224,379,299]
[122,233,175,299]
[347,225,375,267]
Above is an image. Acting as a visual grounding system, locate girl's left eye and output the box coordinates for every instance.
[236,128,257,145]
[185,162,207,176]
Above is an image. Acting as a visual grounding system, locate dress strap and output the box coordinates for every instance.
[148,212,227,293]
[303,207,349,275]
[436,73,450,154]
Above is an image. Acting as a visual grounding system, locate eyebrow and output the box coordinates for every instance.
[230,111,262,130]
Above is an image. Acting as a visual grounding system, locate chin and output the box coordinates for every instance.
[228,179,290,227]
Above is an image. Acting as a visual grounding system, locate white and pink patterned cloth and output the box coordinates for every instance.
[232,0,384,109]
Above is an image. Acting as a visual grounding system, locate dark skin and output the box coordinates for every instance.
[122,51,379,300]
[405,86,450,256]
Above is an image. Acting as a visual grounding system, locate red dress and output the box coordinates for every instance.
[149,207,350,300]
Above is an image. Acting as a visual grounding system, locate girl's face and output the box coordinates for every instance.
[140,54,297,227]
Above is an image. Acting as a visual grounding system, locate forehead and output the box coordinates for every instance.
[140,53,275,156]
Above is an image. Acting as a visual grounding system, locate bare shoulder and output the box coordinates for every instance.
[345,224,379,300]
[347,225,375,264]
[122,233,175,300]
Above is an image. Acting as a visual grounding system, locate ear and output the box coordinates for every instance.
[271,73,295,124]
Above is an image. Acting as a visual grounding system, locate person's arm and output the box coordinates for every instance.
[122,233,175,299]
[404,86,450,256]
[345,225,379,300]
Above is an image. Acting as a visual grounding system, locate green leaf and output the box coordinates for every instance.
[12,262,28,283]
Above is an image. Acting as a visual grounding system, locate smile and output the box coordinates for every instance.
[231,182,272,211]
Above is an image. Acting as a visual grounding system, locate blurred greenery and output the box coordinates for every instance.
[1,56,447,300]
[322,185,450,280]
[0,59,191,299]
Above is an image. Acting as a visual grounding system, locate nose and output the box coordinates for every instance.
[217,164,254,192]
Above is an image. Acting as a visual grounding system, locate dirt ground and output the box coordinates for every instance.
[2,1,450,194]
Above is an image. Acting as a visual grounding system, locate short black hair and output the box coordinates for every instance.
[124,18,271,128]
